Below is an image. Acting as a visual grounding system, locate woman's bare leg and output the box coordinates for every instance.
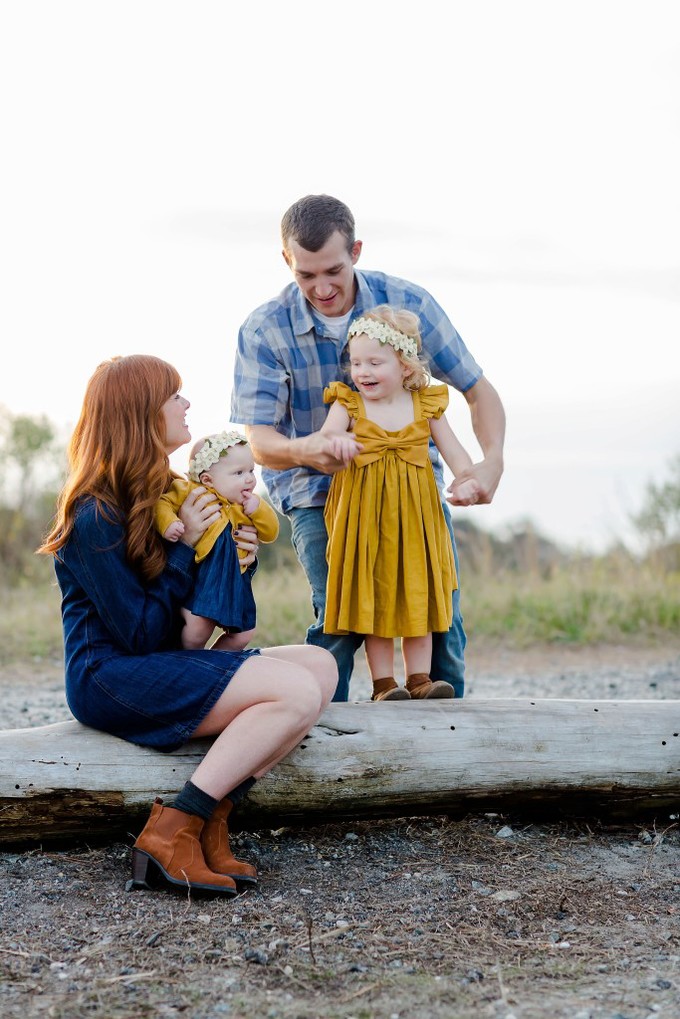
[188,645,337,798]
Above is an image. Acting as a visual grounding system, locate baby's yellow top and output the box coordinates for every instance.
[154,478,279,570]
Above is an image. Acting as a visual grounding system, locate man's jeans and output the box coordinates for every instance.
[288,506,466,702]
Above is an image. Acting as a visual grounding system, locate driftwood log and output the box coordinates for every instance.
[1,699,679,846]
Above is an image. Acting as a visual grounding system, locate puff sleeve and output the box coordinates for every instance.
[418,384,449,420]
[323,381,361,419]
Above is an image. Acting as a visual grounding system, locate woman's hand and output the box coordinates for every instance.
[178,486,221,547]
[233,523,259,568]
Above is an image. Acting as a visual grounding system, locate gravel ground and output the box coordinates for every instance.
[4,642,680,730]
[1,642,679,1019]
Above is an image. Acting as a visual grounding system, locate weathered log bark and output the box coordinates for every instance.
[1,699,679,846]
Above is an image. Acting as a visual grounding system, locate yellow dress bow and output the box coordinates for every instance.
[352,419,431,469]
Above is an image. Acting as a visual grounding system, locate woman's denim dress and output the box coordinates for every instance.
[54,498,259,751]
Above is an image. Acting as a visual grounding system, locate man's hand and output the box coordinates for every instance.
[322,431,361,467]
[457,378,505,505]
[246,425,362,475]
[446,457,503,506]
[296,431,362,473]
[446,477,481,507]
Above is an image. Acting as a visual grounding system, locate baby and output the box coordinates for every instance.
[154,431,279,650]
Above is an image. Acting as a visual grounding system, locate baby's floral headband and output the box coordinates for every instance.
[188,430,247,482]
[347,316,419,359]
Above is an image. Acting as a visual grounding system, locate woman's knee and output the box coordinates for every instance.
[192,663,323,739]
[261,644,337,702]
[286,670,329,722]
[298,645,338,703]
[245,652,328,715]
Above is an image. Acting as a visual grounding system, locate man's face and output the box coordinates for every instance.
[283,230,362,317]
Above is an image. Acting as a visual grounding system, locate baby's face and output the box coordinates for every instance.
[206,444,256,504]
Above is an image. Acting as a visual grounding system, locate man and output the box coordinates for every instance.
[231,194,505,701]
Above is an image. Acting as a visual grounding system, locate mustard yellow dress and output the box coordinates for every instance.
[323,382,457,638]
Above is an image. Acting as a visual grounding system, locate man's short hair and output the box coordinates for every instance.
[281,194,355,254]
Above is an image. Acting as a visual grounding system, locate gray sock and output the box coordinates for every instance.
[172,780,219,821]
[227,777,256,806]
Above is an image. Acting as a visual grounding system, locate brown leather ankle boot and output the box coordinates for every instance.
[371,677,411,701]
[129,799,237,896]
[406,673,455,699]
[201,797,258,887]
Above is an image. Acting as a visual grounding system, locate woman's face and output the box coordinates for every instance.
[161,392,191,454]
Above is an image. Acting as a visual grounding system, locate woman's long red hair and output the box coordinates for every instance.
[38,355,182,581]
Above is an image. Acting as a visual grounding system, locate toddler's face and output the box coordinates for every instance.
[205,444,256,504]
[349,333,408,399]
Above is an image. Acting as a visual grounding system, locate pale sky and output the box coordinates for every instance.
[1,0,678,550]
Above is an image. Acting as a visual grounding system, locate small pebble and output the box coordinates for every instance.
[496,826,514,838]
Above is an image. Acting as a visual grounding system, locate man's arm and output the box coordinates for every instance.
[245,424,349,475]
[447,377,505,505]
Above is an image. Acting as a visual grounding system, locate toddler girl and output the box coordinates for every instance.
[321,305,479,701]
[155,431,279,651]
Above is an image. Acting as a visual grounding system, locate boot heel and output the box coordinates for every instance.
[126,849,156,891]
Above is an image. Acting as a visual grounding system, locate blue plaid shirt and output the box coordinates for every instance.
[231,269,483,514]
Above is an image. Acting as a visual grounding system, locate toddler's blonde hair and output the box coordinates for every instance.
[351,305,430,391]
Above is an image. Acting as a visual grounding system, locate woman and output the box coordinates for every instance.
[39,355,337,897]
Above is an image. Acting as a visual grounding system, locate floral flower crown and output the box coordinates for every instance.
[347,316,419,359]
[188,430,247,482]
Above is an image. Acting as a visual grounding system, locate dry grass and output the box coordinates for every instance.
[4,534,679,667]
[462,568,680,645]
[1,575,63,665]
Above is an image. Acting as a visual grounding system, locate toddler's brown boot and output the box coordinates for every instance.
[371,677,411,701]
[406,673,455,699]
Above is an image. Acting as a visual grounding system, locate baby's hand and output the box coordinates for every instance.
[164,520,186,541]
[326,432,361,465]
[449,478,481,507]
[242,491,260,516]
